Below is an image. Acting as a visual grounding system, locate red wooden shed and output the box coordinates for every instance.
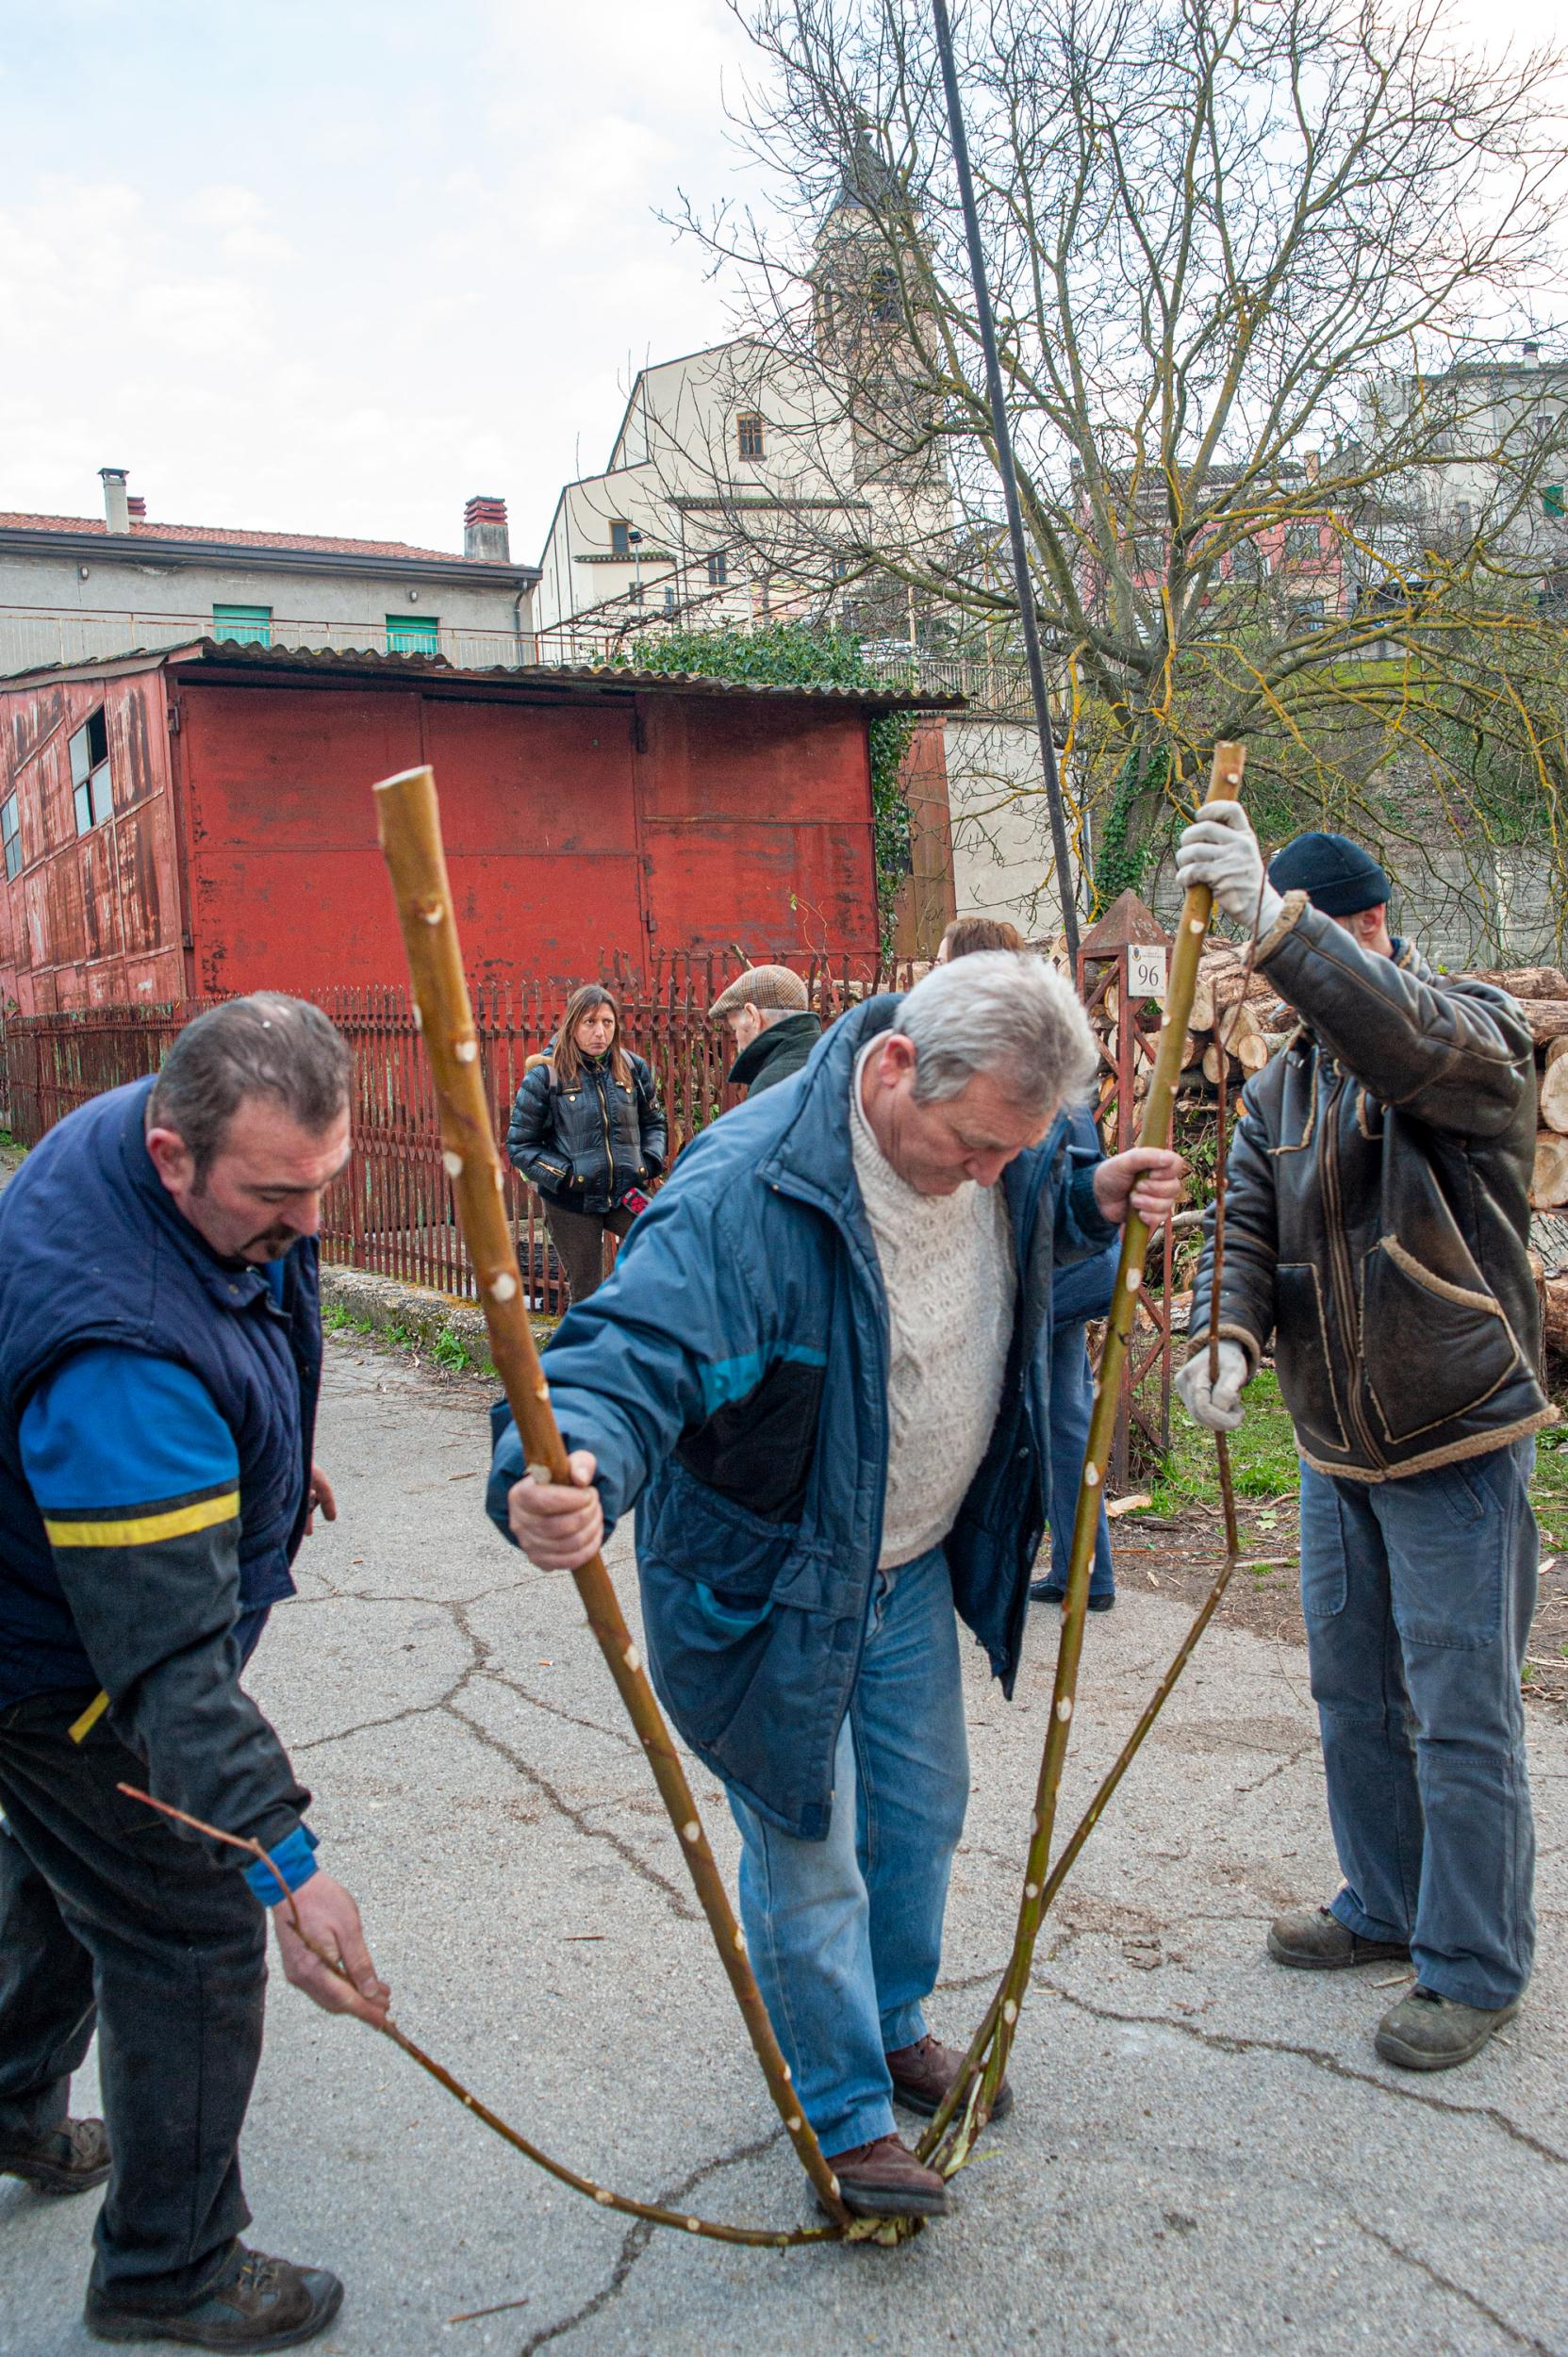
[0,640,956,1010]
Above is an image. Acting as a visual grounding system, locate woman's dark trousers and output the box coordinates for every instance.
[0,1694,265,2311]
[543,1201,634,1307]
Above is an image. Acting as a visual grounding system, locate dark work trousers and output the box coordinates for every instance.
[1298,1440,1538,2009]
[0,1692,266,2308]
[543,1199,634,1307]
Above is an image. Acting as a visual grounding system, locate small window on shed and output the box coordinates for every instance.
[609,519,632,557]
[386,613,439,655]
[211,603,272,646]
[1,792,20,882]
[736,413,766,461]
[69,710,112,835]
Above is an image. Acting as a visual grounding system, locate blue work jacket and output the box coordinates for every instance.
[488,995,1115,1837]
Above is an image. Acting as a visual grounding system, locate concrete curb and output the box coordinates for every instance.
[319,1261,554,1376]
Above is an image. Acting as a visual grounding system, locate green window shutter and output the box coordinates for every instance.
[386,613,439,654]
[1543,486,1564,517]
[212,604,272,645]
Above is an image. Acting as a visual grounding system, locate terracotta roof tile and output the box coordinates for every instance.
[0,510,474,562]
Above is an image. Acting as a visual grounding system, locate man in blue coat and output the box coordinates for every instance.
[0,997,388,2351]
[491,953,1183,2218]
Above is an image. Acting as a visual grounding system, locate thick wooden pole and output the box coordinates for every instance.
[372,766,850,2229]
[921,741,1246,2171]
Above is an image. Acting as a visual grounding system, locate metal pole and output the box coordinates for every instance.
[930,0,1080,963]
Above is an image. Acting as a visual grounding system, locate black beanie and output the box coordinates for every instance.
[1267,831,1391,917]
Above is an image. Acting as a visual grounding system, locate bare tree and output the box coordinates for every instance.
[653,0,1568,941]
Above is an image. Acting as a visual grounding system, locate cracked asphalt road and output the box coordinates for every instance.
[4,1335,1565,2357]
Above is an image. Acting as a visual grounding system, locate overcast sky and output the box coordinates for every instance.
[0,0,1558,566]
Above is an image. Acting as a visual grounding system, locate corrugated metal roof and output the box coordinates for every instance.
[0,636,965,712]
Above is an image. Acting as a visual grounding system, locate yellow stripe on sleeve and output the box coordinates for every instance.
[68,1689,110,1744]
[44,1489,240,1550]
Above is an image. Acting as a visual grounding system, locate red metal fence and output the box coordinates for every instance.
[0,952,917,1320]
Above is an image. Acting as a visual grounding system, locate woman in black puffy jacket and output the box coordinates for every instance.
[505,983,667,1306]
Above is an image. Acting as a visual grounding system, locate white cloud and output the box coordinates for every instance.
[0,2,772,558]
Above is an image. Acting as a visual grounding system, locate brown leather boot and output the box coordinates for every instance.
[0,2115,110,2195]
[84,2246,343,2349]
[1267,1905,1411,1970]
[887,2034,1014,2123]
[822,2133,951,2219]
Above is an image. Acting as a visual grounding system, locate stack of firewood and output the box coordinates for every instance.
[1472,966,1568,1213]
[1090,939,1296,1105]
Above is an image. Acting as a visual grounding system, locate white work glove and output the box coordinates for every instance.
[1175,1341,1250,1432]
[1174,801,1283,934]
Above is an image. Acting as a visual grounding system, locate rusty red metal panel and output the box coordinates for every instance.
[635,697,880,960]
[0,668,183,1011]
[891,718,957,959]
[2,660,890,1009]
[177,682,651,997]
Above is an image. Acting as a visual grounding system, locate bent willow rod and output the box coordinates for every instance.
[920,741,1248,2174]
[373,764,854,2238]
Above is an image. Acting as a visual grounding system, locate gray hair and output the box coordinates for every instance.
[147,994,352,1178]
[900,949,1098,1113]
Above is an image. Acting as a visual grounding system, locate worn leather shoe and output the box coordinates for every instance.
[886,2034,1014,2123]
[1267,1905,1411,1970]
[1030,1582,1114,1611]
[84,2246,344,2349]
[1375,1986,1522,2072]
[0,2115,110,2195]
[821,2133,951,2219]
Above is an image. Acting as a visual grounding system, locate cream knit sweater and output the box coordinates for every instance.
[850,1044,1016,1569]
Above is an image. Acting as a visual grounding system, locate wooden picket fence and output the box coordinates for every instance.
[0,952,916,1318]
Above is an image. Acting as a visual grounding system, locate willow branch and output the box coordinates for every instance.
[370,765,851,2232]
[920,739,1247,2174]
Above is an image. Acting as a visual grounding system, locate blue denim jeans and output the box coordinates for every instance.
[725,1546,968,2154]
[1045,1321,1114,1600]
[1298,1442,1538,2009]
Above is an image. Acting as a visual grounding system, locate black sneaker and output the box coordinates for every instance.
[0,2115,110,2195]
[84,2246,344,2350]
[1030,1581,1114,1612]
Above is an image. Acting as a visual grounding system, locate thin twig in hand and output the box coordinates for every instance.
[113,1784,849,2251]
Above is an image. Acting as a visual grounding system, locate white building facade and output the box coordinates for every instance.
[0,471,538,676]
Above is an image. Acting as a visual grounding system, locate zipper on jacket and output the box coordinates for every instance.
[593,1066,615,1202]
[1320,1068,1384,1470]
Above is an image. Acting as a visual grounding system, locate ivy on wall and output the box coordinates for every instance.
[613,625,917,948]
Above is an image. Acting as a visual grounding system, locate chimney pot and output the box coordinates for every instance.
[126,494,146,520]
[1524,340,1542,363]
[1303,447,1321,481]
[99,467,130,535]
[464,494,510,562]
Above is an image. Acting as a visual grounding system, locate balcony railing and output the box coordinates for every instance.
[0,604,1033,715]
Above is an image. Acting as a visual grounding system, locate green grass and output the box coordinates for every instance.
[1150,1365,1568,1552]
[1149,1367,1301,1516]
[1529,1419,1568,1552]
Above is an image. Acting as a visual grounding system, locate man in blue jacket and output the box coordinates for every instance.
[0,997,388,2351]
[491,953,1183,2219]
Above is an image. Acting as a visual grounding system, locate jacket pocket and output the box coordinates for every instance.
[1273,1262,1348,1452]
[637,1465,804,1748]
[1362,1237,1520,1445]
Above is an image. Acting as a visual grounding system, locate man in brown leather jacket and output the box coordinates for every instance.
[1174,806,1552,2073]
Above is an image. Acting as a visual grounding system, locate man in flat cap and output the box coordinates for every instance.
[1172,809,1550,2072]
[710,965,823,1098]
